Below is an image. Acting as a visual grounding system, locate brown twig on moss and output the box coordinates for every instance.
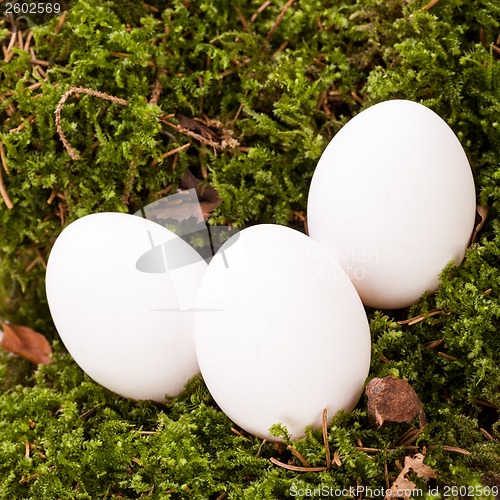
[437,351,459,362]
[46,189,57,205]
[25,256,40,273]
[251,0,271,23]
[397,309,442,326]
[322,408,331,469]
[269,457,328,473]
[8,114,36,134]
[394,427,423,447]
[421,0,440,11]
[54,87,128,160]
[357,444,471,455]
[0,142,9,175]
[161,114,239,155]
[287,445,310,467]
[233,3,249,31]
[35,248,47,270]
[474,398,497,408]
[272,40,289,59]
[150,69,167,105]
[54,10,67,35]
[434,445,471,455]
[30,58,49,67]
[0,144,13,209]
[480,428,495,441]
[423,338,444,349]
[351,90,364,105]
[230,427,245,438]
[17,30,23,49]
[255,439,267,457]
[266,0,295,40]
[6,28,16,55]
[23,31,33,52]
[57,200,67,226]
[149,143,191,167]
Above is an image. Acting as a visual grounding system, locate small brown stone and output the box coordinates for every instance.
[365,376,425,428]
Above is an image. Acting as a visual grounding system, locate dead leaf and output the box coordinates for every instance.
[366,376,425,428]
[0,322,52,364]
[386,453,437,499]
[470,205,488,244]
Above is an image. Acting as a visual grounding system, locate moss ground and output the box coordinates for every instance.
[0,0,499,497]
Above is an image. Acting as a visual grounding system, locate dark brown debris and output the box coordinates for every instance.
[366,376,426,428]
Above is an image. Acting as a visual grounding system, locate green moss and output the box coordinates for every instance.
[1,0,500,496]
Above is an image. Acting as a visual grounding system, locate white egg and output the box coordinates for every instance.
[194,224,371,441]
[45,212,207,402]
[307,100,476,309]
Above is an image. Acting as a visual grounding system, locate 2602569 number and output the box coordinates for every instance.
[442,485,499,497]
[5,2,61,15]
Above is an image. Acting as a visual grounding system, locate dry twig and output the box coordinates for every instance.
[266,0,295,40]
[480,428,495,441]
[233,3,249,31]
[255,439,267,457]
[23,31,33,51]
[9,114,36,133]
[0,145,13,209]
[397,309,442,326]
[54,11,67,34]
[161,115,239,154]
[421,0,440,11]
[230,427,246,438]
[54,87,128,160]
[251,0,272,23]
[150,143,191,167]
[287,445,310,467]
[0,142,8,175]
[150,69,167,105]
[6,29,17,54]
[269,457,328,473]
[322,408,331,469]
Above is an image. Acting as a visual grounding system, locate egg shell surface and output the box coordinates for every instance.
[45,212,206,402]
[307,99,476,309]
[194,224,371,441]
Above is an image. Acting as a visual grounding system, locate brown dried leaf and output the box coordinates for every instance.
[470,205,488,244]
[366,376,425,428]
[388,476,416,499]
[404,454,436,480]
[0,322,52,364]
[386,453,437,499]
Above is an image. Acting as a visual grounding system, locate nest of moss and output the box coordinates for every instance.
[1,0,500,497]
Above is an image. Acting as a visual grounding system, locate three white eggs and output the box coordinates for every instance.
[45,99,476,440]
